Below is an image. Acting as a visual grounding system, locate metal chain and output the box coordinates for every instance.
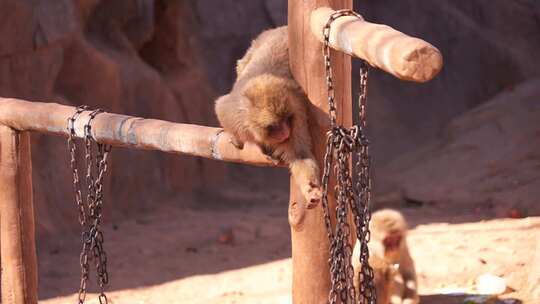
[321,10,377,304]
[68,107,111,304]
[68,106,89,226]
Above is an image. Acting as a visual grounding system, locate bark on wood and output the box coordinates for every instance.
[288,1,352,303]
[0,98,275,167]
[0,126,38,304]
[310,7,443,83]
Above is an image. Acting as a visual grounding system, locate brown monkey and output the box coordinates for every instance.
[215,26,321,205]
[352,209,419,304]
[353,250,396,304]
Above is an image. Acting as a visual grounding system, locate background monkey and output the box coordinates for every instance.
[215,26,321,205]
[353,253,396,304]
[353,209,419,304]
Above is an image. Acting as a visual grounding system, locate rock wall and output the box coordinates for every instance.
[358,0,540,165]
[377,79,540,215]
[1,0,539,236]
[0,0,224,236]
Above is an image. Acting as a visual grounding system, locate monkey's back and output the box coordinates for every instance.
[235,26,291,89]
[215,26,308,145]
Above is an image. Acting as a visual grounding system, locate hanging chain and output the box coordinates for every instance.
[68,107,112,304]
[321,9,376,304]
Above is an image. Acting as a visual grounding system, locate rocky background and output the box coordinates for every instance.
[0,0,539,238]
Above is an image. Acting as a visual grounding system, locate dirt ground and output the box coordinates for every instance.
[38,190,540,304]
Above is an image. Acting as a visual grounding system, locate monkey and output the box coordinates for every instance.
[353,250,396,304]
[352,209,419,304]
[215,26,321,205]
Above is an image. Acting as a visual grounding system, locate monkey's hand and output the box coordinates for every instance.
[301,181,322,208]
[290,158,322,208]
[229,137,244,150]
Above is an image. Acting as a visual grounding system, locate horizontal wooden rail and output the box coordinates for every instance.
[310,7,443,83]
[0,98,276,167]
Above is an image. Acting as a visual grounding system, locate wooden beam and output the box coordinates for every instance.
[311,7,443,83]
[0,126,38,304]
[288,1,351,303]
[0,98,275,167]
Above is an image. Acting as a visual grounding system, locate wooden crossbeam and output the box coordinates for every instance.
[311,7,443,82]
[0,98,276,167]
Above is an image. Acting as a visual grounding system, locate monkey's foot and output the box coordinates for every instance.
[302,182,322,208]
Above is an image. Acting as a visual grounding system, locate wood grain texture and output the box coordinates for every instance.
[288,1,352,303]
[0,126,38,304]
[311,7,443,83]
[0,98,275,167]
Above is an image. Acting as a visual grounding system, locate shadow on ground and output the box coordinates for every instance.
[37,187,292,300]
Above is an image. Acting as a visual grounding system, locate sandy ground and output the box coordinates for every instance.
[38,192,539,304]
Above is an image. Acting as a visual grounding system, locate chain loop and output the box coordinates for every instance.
[321,10,376,304]
[68,106,111,304]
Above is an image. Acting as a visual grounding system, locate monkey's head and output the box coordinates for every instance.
[370,209,409,260]
[243,74,300,145]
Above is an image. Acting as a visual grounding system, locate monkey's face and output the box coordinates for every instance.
[244,83,296,144]
[382,232,403,261]
[250,107,293,144]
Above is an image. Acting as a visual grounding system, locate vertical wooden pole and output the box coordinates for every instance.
[0,125,38,304]
[287,1,352,303]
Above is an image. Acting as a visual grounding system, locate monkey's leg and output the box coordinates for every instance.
[236,43,259,77]
[289,158,321,207]
[236,57,252,78]
[236,28,276,77]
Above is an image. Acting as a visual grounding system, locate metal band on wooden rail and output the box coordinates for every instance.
[311,7,443,82]
[0,98,276,167]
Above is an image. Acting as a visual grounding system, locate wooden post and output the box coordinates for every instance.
[288,1,352,303]
[0,125,38,304]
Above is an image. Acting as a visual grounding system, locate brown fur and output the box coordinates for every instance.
[353,209,419,304]
[352,245,396,304]
[215,26,321,205]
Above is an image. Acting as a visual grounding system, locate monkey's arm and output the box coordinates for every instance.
[285,116,321,207]
[290,158,321,207]
[214,94,247,149]
[399,246,420,304]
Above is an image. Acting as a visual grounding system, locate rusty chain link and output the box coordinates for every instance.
[68,107,111,304]
[321,9,377,304]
